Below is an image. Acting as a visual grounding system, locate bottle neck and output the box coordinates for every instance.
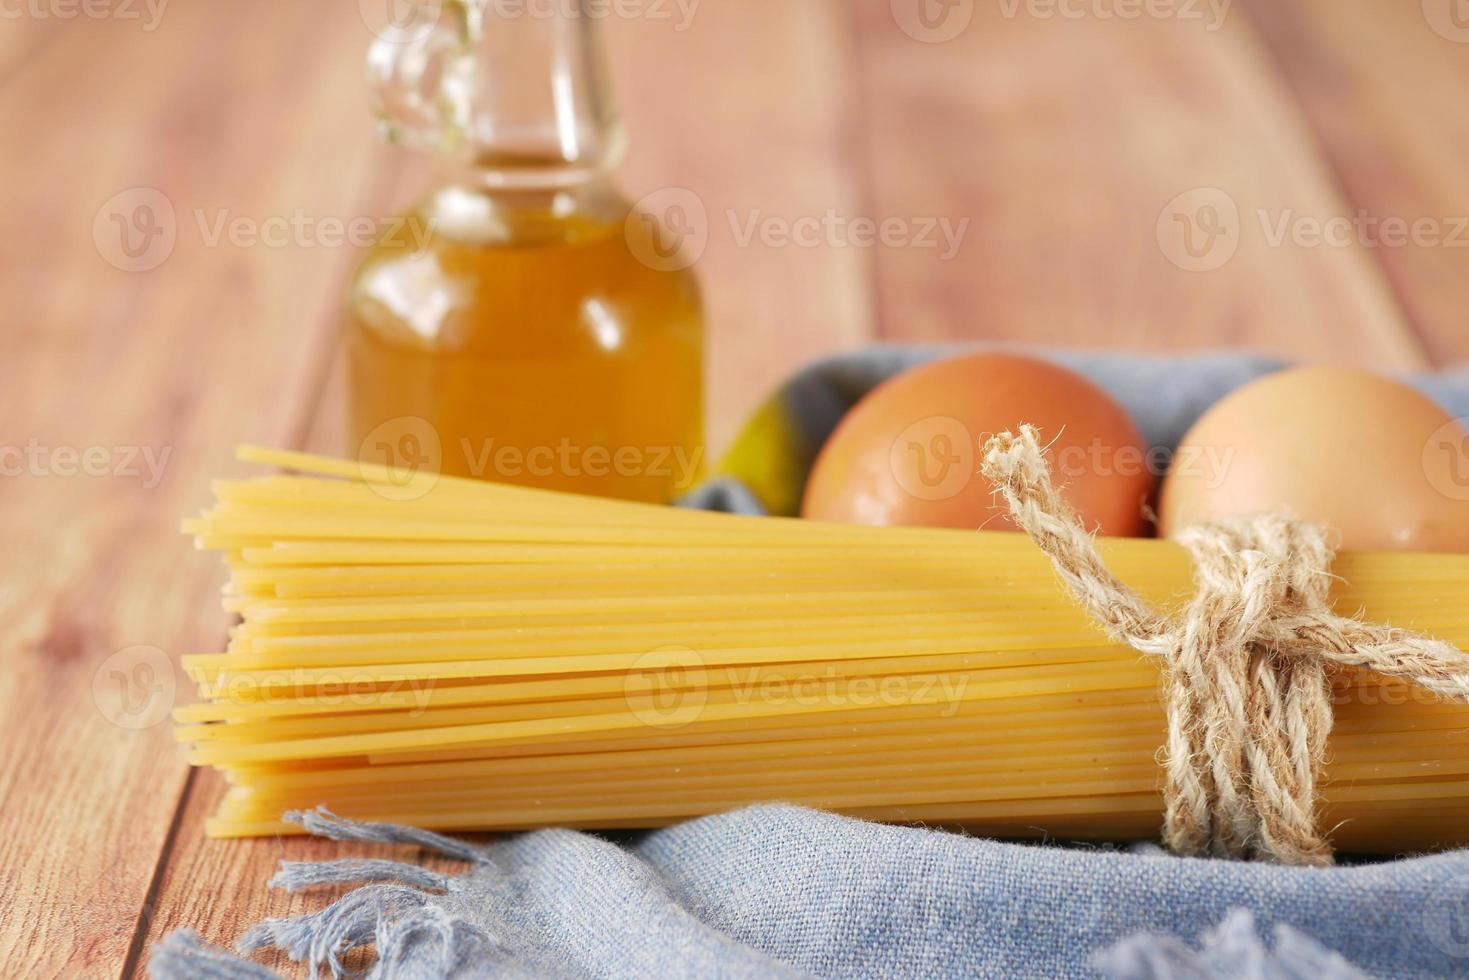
[370,1,626,193]
[421,172,628,247]
[471,5,626,188]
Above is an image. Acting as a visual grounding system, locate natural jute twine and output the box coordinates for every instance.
[980,425,1469,865]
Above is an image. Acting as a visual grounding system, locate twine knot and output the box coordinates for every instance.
[980,425,1469,865]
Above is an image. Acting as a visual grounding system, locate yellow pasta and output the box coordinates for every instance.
[178,446,1469,853]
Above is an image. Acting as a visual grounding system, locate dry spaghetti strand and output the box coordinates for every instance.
[175,446,1469,852]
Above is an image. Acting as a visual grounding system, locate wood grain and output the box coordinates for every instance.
[1240,0,1469,366]
[853,0,1426,368]
[0,17,64,85]
[0,3,411,975]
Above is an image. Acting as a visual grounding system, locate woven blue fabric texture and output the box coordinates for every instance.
[152,805,1469,978]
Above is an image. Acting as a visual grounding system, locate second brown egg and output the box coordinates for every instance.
[1159,366,1469,553]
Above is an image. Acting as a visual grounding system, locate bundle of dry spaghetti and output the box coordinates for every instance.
[179,444,1469,855]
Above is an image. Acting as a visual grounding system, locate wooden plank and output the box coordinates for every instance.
[0,17,65,85]
[1239,0,1469,366]
[135,2,874,973]
[0,2,414,975]
[852,0,1426,367]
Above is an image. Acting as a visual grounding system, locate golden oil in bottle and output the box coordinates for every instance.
[346,4,704,502]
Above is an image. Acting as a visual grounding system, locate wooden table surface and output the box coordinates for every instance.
[3,2,1467,975]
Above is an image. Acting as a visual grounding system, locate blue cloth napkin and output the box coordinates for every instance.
[152,805,1469,979]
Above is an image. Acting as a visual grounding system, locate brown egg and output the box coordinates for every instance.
[1159,366,1469,552]
[802,352,1156,535]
